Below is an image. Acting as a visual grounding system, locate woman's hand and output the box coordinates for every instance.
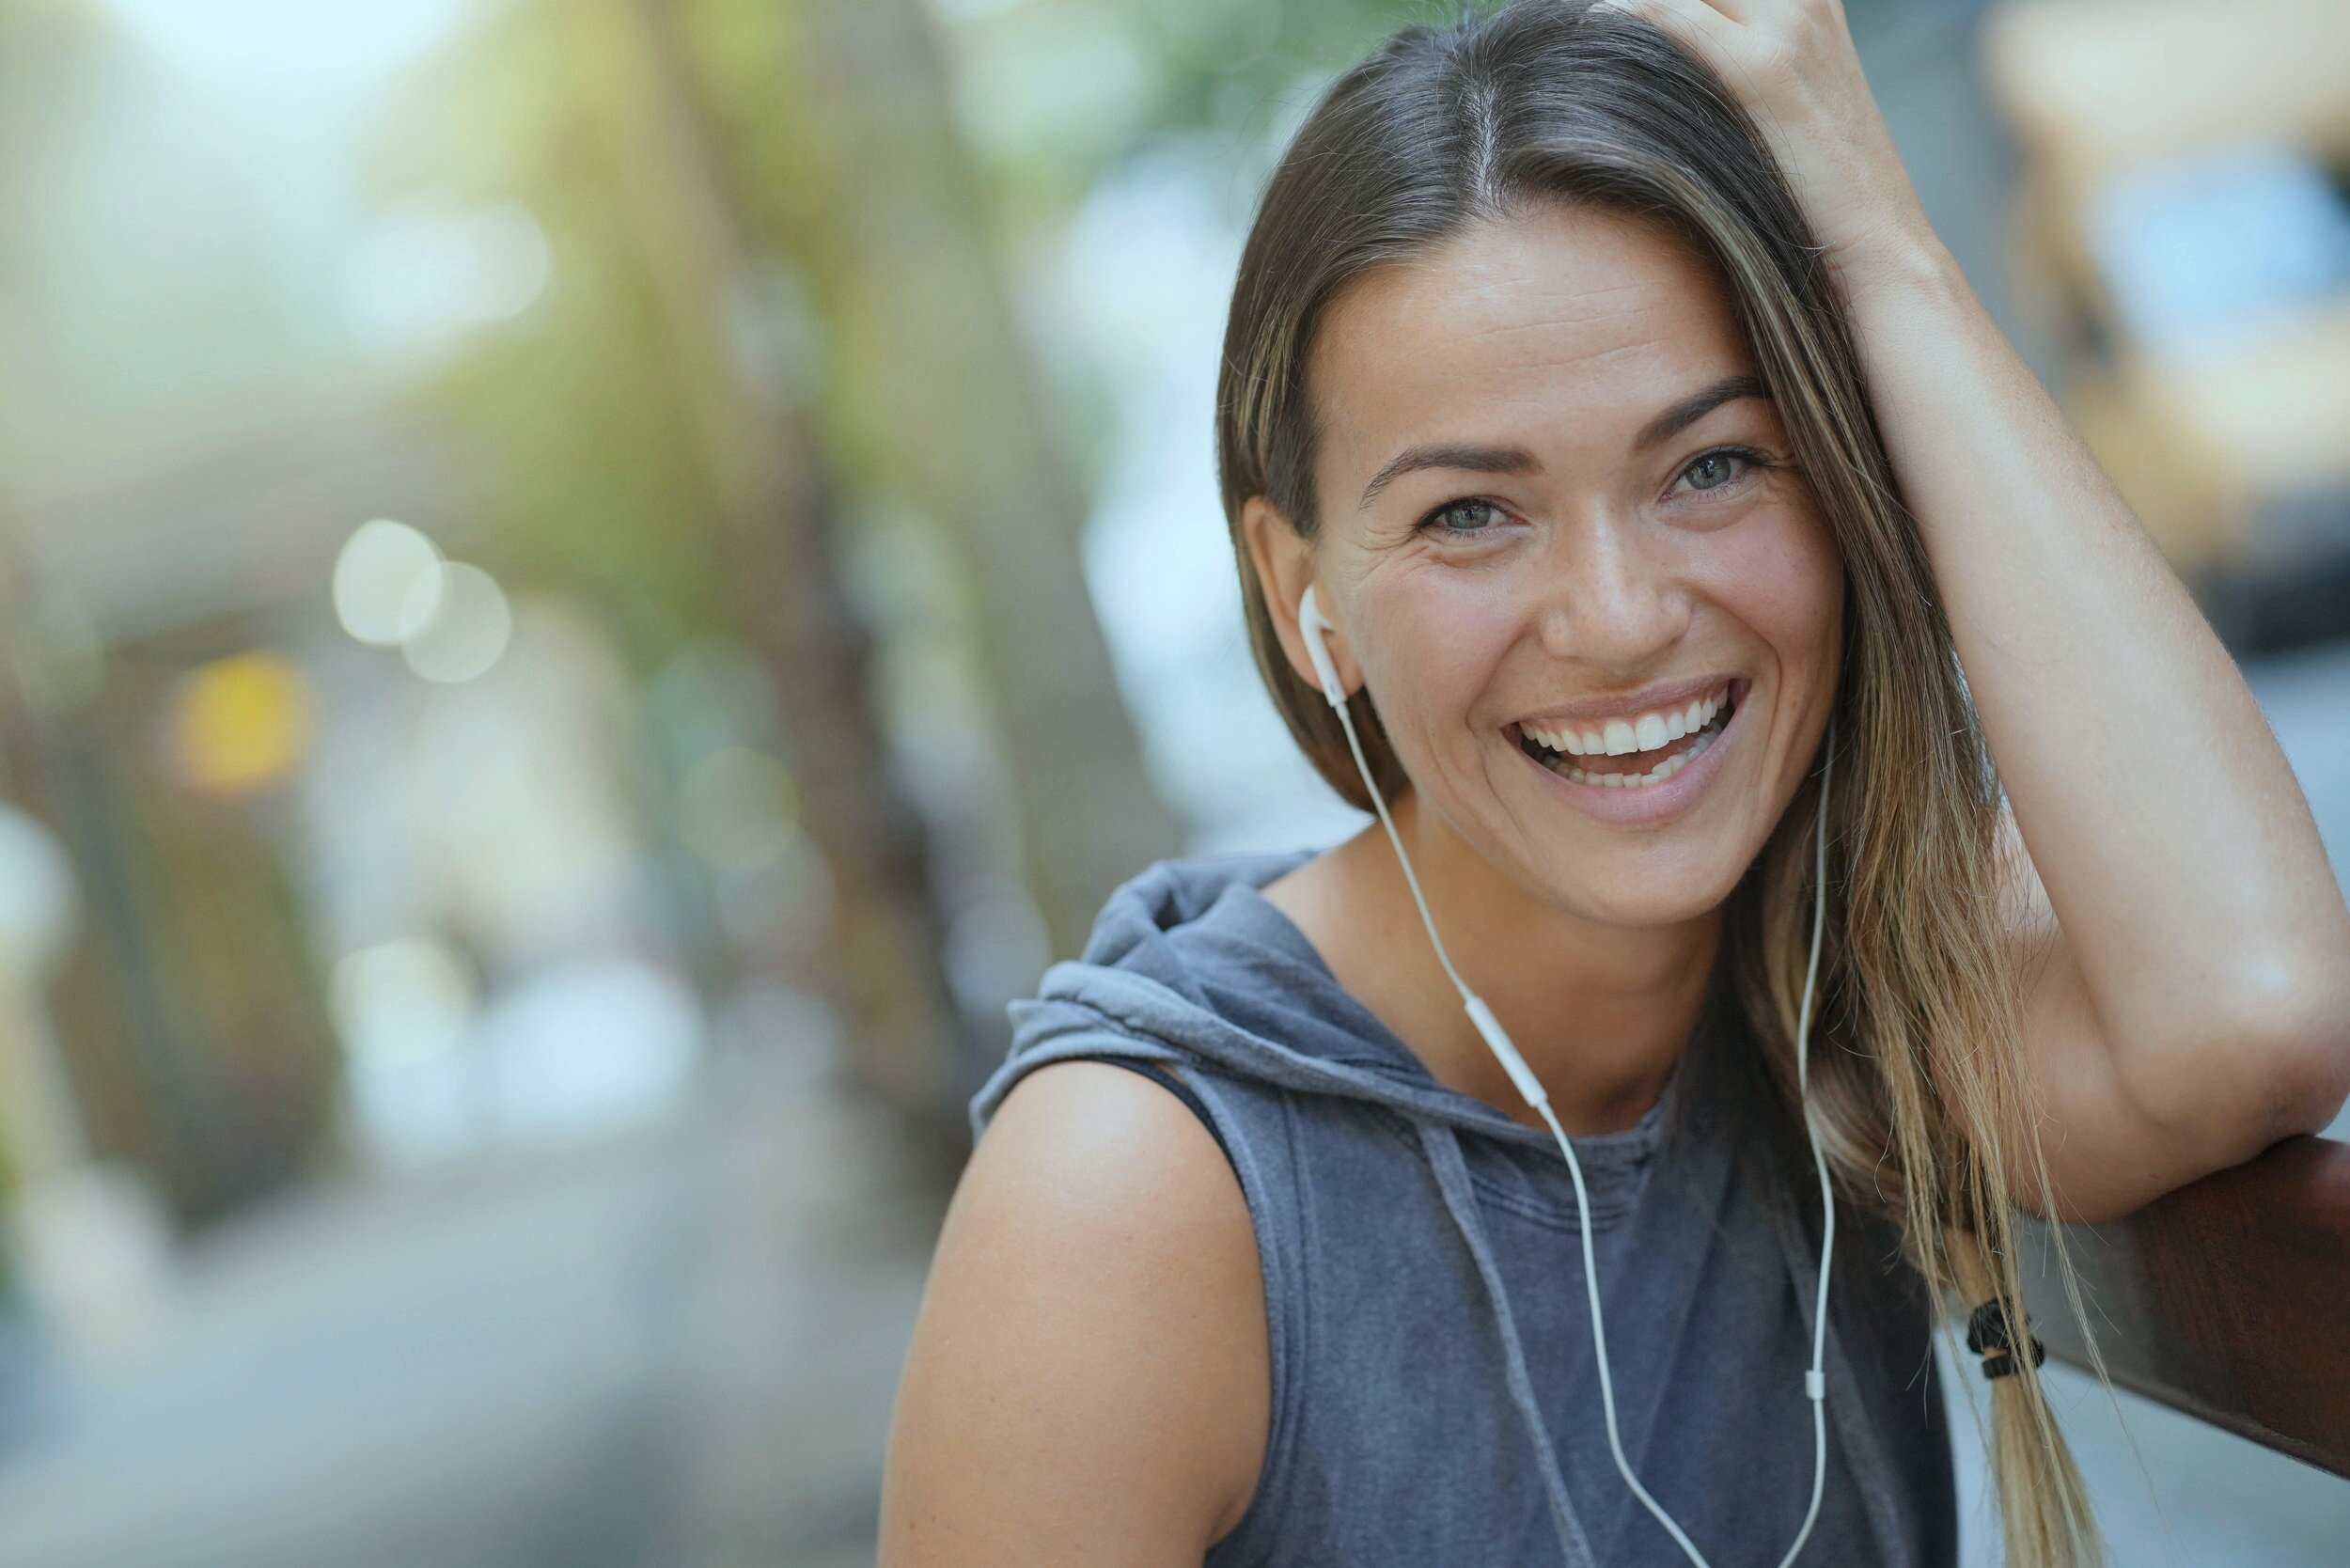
[1593,0,1935,299]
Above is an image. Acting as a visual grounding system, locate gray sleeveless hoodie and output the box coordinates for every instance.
[970,848,1956,1566]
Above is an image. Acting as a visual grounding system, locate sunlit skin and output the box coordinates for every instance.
[1243,200,1841,1136]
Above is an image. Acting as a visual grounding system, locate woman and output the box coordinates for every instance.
[879,3,2350,1564]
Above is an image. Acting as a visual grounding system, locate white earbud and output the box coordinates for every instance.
[1298,583,1348,708]
[1294,585,1838,1568]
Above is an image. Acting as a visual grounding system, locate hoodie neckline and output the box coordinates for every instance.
[1187,850,1686,1161]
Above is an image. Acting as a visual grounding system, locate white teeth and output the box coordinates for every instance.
[1524,722,1591,755]
[1528,695,1732,789]
[1519,684,1731,764]
[1523,682,1730,785]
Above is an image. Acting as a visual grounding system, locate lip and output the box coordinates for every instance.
[1513,672,1739,732]
[1510,677,1751,828]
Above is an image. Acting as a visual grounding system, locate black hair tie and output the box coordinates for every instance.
[1965,1296,2046,1382]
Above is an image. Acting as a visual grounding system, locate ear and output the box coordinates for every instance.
[1241,494,1361,702]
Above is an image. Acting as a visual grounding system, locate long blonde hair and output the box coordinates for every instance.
[1214,3,2100,1560]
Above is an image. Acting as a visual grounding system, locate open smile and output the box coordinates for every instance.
[1505,679,1749,823]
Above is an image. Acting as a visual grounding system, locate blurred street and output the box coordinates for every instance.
[0,1041,948,1568]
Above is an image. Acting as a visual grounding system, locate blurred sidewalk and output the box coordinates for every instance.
[0,1044,948,1568]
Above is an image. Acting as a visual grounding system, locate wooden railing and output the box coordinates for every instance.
[2019,1135,2350,1478]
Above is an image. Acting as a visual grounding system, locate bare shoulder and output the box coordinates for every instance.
[878,1058,1271,1567]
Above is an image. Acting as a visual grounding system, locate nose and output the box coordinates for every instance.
[1534,511,1691,670]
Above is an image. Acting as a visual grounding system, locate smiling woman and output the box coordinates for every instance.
[880,4,2350,1567]
[1251,202,1841,858]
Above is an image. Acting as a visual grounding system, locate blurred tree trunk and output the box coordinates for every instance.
[762,0,1185,959]
[610,0,964,1116]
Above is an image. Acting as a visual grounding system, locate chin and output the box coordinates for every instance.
[1516,836,1748,931]
[1558,876,1733,931]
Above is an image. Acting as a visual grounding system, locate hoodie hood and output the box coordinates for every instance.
[972,846,1687,1159]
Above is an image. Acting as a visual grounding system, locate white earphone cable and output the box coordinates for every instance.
[1299,586,1838,1567]
[1777,711,1838,1568]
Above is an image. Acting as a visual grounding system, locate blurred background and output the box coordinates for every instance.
[0,0,2342,1563]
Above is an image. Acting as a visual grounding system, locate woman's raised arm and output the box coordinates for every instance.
[1610,0,2350,1221]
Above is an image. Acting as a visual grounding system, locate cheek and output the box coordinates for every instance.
[1696,501,1841,660]
[1355,570,1518,735]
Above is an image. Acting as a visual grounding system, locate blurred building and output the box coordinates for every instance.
[1985,0,2350,650]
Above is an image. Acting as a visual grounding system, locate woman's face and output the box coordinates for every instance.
[1251,199,1842,927]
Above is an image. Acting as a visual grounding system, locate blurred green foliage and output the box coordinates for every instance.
[352,0,1427,685]
[363,0,739,672]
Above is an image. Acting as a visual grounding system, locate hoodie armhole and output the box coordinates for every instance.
[1033,1048,1300,1565]
[1098,1058,1237,1173]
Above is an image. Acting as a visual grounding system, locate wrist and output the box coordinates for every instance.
[1826,217,1960,316]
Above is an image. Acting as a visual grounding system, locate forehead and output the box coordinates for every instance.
[1308,202,1750,474]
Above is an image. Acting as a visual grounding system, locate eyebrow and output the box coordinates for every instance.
[1355,372,1773,511]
